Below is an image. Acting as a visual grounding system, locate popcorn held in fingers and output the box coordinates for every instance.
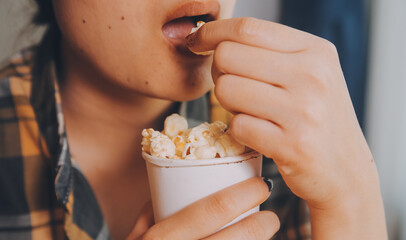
[187,21,214,56]
[190,21,206,35]
[141,113,247,160]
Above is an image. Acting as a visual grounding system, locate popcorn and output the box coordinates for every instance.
[193,145,217,159]
[172,135,187,157]
[149,132,176,159]
[163,114,188,138]
[213,140,227,158]
[215,131,246,157]
[190,21,206,35]
[141,128,155,153]
[141,114,246,160]
[182,143,194,159]
[209,121,227,138]
[187,123,211,147]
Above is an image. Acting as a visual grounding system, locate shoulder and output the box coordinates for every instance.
[0,47,35,98]
[0,47,35,126]
[0,49,62,238]
[0,47,49,159]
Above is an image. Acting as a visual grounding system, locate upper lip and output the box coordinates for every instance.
[164,0,221,24]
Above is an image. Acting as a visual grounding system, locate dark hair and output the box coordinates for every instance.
[31,0,61,158]
[32,0,55,25]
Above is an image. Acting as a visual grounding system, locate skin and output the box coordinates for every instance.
[188,18,388,239]
[51,0,388,239]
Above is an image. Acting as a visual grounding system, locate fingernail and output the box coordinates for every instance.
[185,32,197,47]
[263,177,274,192]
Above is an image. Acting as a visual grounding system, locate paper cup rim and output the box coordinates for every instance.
[142,150,262,168]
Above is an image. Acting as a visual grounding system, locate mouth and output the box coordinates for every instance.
[162,1,220,53]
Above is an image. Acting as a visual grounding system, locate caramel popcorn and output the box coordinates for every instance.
[142,114,246,160]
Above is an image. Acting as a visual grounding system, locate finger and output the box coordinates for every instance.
[186,17,314,53]
[126,201,154,240]
[212,41,301,88]
[229,114,286,160]
[144,177,271,240]
[211,61,223,82]
[203,211,280,240]
[215,74,292,127]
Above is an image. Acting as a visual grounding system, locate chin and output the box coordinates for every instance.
[138,65,214,102]
[54,0,234,104]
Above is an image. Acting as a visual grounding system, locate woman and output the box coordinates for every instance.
[0,0,387,239]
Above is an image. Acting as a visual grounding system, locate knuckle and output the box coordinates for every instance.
[317,38,339,62]
[142,226,163,240]
[211,64,221,83]
[321,39,338,54]
[305,40,339,88]
[214,41,233,73]
[249,177,270,198]
[214,75,233,110]
[278,162,297,176]
[292,129,313,158]
[306,60,326,79]
[205,193,236,217]
[298,98,325,128]
[229,114,245,139]
[299,103,319,123]
[141,232,154,240]
[262,211,281,230]
[301,108,314,125]
[214,74,229,95]
[303,64,329,91]
[241,215,266,239]
[235,17,260,39]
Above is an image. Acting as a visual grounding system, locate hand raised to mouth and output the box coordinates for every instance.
[186,17,387,239]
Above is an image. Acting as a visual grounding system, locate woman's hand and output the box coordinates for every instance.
[187,18,387,239]
[126,177,279,240]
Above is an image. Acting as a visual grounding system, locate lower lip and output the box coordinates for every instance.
[162,17,206,57]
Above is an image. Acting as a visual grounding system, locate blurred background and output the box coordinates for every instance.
[1,0,405,239]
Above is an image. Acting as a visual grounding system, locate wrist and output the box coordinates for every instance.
[308,168,388,240]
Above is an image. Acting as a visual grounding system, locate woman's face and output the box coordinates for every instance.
[52,0,236,101]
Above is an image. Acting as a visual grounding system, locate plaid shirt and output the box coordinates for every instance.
[0,48,311,240]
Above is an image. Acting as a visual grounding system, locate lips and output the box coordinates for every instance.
[162,15,213,45]
[162,1,220,51]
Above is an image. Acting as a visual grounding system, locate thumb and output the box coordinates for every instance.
[126,201,154,240]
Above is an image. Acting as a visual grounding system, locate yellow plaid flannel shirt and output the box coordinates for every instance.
[0,48,311,239]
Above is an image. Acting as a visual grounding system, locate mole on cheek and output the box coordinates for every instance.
[82,19,86,24]
[121,16,125,21]
[108,25,112,29]
[145,81,149,85]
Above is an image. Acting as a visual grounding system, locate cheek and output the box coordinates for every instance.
[138,56,215,101]
[219,0,237,19]
[53,0,154,79]
[53,0,214,101]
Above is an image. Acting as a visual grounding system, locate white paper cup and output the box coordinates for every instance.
[143,151,263,228]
